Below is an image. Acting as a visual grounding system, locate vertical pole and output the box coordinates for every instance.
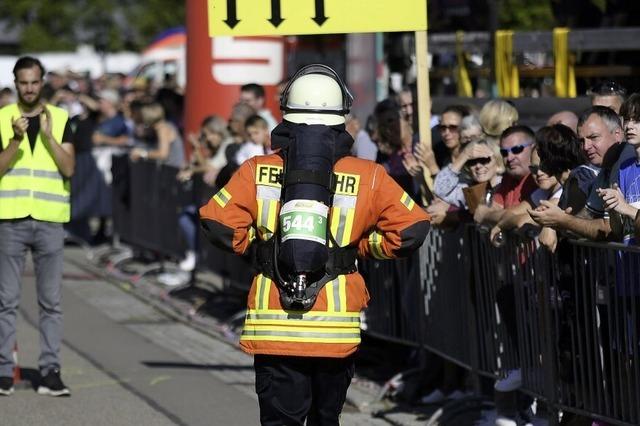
[488,0,499,96]
[415,30,437,199]
[415,30,431,153]
[375,32,387,102]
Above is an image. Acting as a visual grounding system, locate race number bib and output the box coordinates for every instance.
[279,200,328,244]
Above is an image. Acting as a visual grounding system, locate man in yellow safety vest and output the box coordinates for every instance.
[0,56,75,397]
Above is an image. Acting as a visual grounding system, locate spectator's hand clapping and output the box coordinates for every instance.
[528,200,571,227]
[11,116,28,141]
[39,106,53,140]
[414,143,439,175]
[597,184,635,217]
[413,143,427,164]
[402,151,422,177]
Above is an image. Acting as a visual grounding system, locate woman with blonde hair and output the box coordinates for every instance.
[433,139,504,209]
[130,102,185,169]
[479,100,519,143]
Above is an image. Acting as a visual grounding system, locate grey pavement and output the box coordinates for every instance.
[3,247,397,425]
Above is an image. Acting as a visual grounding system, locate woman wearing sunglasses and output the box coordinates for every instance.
[489,145,564,247]
[432,139,504,214]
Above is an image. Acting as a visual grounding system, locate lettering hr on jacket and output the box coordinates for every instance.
[256,165,360,196]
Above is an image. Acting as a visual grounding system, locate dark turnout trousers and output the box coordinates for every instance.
[254,354,355,426]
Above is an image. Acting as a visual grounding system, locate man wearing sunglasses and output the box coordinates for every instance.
[474,125,537,225]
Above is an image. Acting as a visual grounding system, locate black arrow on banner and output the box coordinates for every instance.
[312,0,328,26]
[268,0,284,27]
[224,0,240,29]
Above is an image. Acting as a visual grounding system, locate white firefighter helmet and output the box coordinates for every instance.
[281,64,353,126]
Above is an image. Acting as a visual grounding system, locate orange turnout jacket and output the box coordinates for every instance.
[200,154,430,358]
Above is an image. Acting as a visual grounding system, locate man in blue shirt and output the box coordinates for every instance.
[598,93,640,245]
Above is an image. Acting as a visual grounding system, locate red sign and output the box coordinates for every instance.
[185,0,285,142]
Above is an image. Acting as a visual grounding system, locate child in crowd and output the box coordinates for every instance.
[235,115,270,165]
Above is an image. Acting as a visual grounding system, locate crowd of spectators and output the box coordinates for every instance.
[356,79,637,250]
[351,80,639,414]
[4,66,638,421]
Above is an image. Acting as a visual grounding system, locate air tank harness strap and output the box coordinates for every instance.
[255,237,357,286]
[280,170,336,191]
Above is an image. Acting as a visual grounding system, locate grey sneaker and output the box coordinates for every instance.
[0,376,14,396]
[37,369,70,397]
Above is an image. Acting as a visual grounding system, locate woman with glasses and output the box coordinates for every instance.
[433,104,471,169]
[489,145,564,247]
[430,140,503,223]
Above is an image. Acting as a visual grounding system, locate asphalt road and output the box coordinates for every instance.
[7,254,259,426]
[3,248,395,426]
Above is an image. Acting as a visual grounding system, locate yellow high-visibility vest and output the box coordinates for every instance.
[0,103,71,223]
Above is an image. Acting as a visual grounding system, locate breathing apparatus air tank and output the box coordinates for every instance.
[273,64,353,309]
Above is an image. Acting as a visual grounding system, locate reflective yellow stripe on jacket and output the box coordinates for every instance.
[0,104,70,222]
[241,274,361,344]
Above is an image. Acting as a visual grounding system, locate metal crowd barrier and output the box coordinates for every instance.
[554,240,640,424]
[111,156,254,289]
[362,223,640,425]
[110,157,640,424]
[112,155,187,259]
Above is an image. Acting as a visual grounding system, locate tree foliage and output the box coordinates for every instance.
[498,0,555,30]
[0,0,185,52]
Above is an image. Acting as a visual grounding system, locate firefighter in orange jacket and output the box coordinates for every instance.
[200,64,430,426]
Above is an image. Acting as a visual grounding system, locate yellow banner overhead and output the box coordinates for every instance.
[207,0,428,36]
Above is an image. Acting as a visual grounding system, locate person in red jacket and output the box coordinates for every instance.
[200,64,430,426]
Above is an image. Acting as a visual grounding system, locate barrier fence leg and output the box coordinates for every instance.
[464,226,483,396]
[541,270,559,426]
